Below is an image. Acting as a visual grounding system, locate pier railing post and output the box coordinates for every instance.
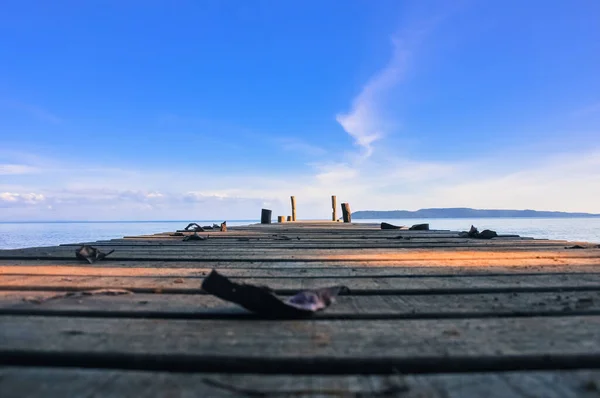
[290,196,297,221]
[341,203,352,223]
[261,209,272,224]
[331,195,337,221]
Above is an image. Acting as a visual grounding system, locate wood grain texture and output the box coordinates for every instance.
[2,315,600,374]
[3,259,600,268]
[1,248,598,263]
[4,264,600,277]
[2,221,600,392]
[1,367,600,398]
[2,274,600,295]
[1,291,599,320]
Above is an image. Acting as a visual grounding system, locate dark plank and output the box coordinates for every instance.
[50,242,569,251]
[1,367,600,398]
[2,291,599,320]
[3,274,600,295]
[1,248,598,262]
[2,244,584,258]
[3,316,600,374]
[62,237,550,246]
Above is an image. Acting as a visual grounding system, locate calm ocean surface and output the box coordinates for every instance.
[0,218,599,249]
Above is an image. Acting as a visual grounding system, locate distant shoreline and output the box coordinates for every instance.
[353,208,600,219]
[0,220,259,224]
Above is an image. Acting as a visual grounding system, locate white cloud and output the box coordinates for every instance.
[278,138,326,156]
[0,164,40,175]
[0,192,46,206]
[335,37,410,157]
[1,147,599,220]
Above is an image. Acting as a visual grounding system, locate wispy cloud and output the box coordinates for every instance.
[335,39,409,157]
[1,145,600,220]
[334,9,448,160]
[278,137,327,156]
[0,192,46,207]
[0,164,40,175]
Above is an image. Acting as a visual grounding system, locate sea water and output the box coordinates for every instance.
[0,218,599,250]
[0,220,253,249]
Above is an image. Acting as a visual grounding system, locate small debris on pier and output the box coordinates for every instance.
[566,245,585,249]
[201,270,349,317]
[182,233,208,241]
[75,245,114,264]
[273,235,292,241]
[381,222,403,230]
[184,223,205,232]
[23,288,132,304]
[220,221,227,232]
[459,225,498,239]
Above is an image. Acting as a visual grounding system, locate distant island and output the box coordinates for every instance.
[353,208,600,219]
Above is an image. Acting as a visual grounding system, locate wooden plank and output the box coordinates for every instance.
[57,239,566,248]
[64,235,550,243]
[2,291,599,319]
[1,248,598,262]
[3,316,600,374]
[2,367,600,398]
[119,232,473,239]
[3,257,599,268]
[4,241,579,253]
[3,264,600,278]
[3,274,600,294]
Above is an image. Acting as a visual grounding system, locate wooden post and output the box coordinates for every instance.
[290,196,297,221]
[261,209,272,224]
[287,216,292,222]
[277,216,286,223]
[341,203,352,223]
[331,195,337,221]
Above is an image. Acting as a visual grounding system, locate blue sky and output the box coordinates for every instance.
[1,0,599,220]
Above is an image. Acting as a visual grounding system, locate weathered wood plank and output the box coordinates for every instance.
[3,242,582,255]
[3,264,600,278]
[119,233,477,240]
[3,316,600,374]
[91,232,537,241]
[2,367,600,398]
[1,248,598,262]
[2,291,599,319]
[90,241,536,251]
[3,258,599,268]
[56,240,567,250]
[3,274,600,294]
[5,366,600,398]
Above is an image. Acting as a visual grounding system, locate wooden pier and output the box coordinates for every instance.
[1,221,600,397]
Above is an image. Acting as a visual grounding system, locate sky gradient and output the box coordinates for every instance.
[1,0,599,221]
